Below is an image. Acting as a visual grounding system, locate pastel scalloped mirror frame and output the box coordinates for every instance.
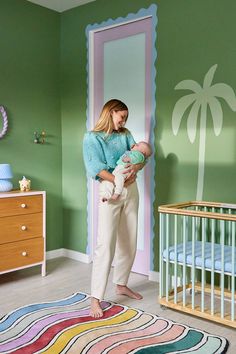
[0,106,8,139]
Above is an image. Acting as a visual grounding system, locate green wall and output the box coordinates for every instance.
[1,0,236,271]
[0,0,63,250]
[61,0,236,270]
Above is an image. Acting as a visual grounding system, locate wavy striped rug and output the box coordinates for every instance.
[0,292,228,353]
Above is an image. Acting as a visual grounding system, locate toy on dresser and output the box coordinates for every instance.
[19,176,31,192]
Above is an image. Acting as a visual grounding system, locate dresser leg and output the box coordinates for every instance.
[42,261,46,276]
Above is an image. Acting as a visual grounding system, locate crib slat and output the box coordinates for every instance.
[227,210,231,292]
[159,213,164,298]
[220,220,225,319]
[183,215,187,306]
[210,210,215,316]
[166,214,169,302]
[201,218,206,312]
[191,217,196,309]
[231,221,235,321]
[174,214,178,304]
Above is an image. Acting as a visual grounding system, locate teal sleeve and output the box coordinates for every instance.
[126,132,136,149]
[83,132,108,179]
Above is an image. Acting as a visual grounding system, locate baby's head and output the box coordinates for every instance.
[131,141,152,158]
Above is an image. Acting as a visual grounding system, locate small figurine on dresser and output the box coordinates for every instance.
[19,176,31,192]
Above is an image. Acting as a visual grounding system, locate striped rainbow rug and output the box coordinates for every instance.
[0,292,228,353]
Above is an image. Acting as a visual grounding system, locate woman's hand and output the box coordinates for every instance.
[97,170,115,183]
[123,162,145,178]
[122,162,144,187]
[124,174,137,187]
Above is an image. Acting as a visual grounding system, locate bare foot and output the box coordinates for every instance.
[90,297,103,318]
[116,285,143,300]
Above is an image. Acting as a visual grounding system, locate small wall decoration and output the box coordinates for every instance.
[34,130,46,144]
[0,106,8,139]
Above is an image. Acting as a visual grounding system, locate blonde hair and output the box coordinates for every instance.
[93,99,129,134]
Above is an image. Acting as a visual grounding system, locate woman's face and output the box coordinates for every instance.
[111,110,128,131]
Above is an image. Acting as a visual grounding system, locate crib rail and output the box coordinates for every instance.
[159,200,236,221]
[159,201,236,328]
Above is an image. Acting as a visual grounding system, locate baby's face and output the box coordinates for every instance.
[131,142,151,157]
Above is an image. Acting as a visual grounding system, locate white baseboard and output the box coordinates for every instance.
[46,249,158,281]
[46,248,92,264]
[46,248,65,259]
[63,249,92,263]
[149,270,159,282]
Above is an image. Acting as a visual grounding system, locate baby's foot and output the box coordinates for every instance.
[90,297,103,318]
[116,285,143,300]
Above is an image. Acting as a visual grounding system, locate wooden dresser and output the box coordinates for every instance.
[0,191,46,276]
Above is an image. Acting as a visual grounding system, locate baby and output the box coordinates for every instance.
[102,141,152,202]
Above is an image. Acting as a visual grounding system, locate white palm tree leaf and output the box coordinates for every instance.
[208,96,223,136]
[203,64,217,88]
[187,101,201,143]
[172,93,196,135]
[175,80,201,93]
[210,83,236,111]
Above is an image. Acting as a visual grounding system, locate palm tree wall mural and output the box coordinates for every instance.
[172,64,236,200]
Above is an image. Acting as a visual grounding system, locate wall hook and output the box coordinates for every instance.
[34,131,46,144]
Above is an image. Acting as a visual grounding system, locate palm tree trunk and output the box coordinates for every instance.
[196,103,207,200]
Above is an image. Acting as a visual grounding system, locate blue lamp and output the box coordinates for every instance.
[0,164,13,192]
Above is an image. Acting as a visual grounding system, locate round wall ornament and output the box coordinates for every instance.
[0,106,8,139]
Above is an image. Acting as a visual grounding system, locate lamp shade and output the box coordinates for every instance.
[0,164,13,179]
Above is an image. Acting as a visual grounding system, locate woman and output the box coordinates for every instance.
[83,99,144,318]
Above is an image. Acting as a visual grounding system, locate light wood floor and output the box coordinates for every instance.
[0,257,235,353]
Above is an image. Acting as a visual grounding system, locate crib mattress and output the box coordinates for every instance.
[163,241,236,274]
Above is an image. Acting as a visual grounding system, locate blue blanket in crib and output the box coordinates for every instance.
[163,241,236,274]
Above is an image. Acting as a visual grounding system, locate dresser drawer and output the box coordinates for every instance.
[0,238,44,272]
[0,195,43,217]
[0,213,43,244]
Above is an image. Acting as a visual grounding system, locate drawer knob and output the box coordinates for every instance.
[22,251,27,257]
[21,203,26,208]
[21,225,27,231]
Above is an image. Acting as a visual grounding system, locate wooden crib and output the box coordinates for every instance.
[159,201,236,328]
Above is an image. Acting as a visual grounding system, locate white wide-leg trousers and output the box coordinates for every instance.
[91,181,139,300]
